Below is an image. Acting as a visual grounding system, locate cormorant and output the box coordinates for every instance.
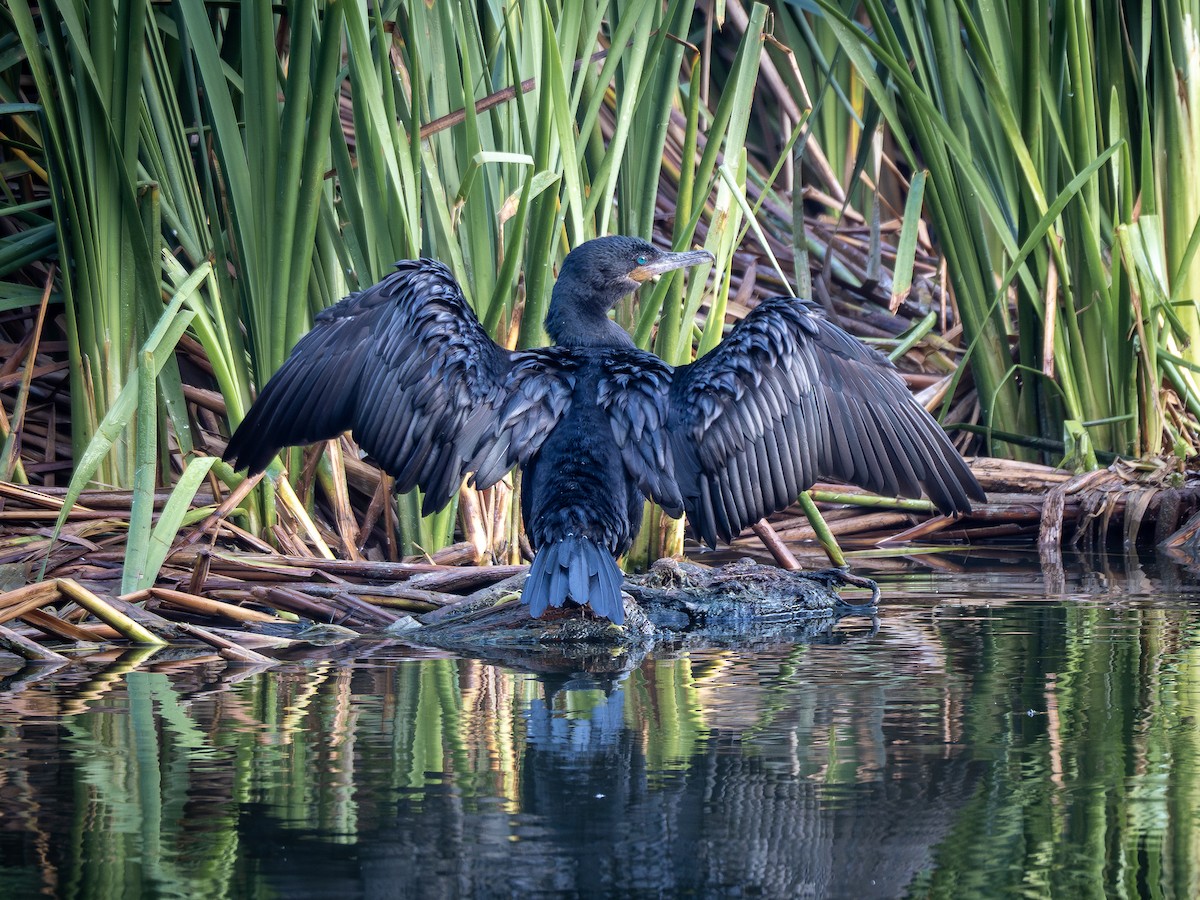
[224,236,984,623]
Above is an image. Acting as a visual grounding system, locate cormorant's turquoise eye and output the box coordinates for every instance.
[636,255,648,265]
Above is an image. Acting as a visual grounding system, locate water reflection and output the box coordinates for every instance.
[0,557,1198,897]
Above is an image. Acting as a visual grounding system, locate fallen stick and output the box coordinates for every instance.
[323,591,401,627]
[201,627,298,650]
[266,582,459,607]
[149,587,280,625]
[181,470,264,547]
[256,586,340,622]
[774,511,912,543]
[751,520,802,570]
[57,580,167,646]
[21,609,104,643]
[108,593,188,640]
[0,582,62,626]
[877,515,959,544]
[171,549,524,582]
[173,622,275,664]
[0,624,69,662]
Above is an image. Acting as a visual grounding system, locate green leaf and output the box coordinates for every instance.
[135,456,219,592]
[891,170,927,307]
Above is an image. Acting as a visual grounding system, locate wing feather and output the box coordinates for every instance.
[669,295,985,546]
[595,353,685,517]
[777,407,803,495]
[224,258,572,515]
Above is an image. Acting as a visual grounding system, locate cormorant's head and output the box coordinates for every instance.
[546,236,713,347]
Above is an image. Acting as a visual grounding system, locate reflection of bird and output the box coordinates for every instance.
[224,236,984,623]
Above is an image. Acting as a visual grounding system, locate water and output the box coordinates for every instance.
[1,553,1200,899]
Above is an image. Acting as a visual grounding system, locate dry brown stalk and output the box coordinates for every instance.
[967,458,1073,492]
[0,482,80,510]
[200,627,296,650]
[21,608,105,643]
[0,582,61,626]
[149,587,280,625]
[180,470,265,548]
[427,541,484,566]
[774,511,913,543]
[321,438,363,561]
[256,586,341,622]
[3,485,217,510]
[0,580,58,609]
[878,515,960,544]
[750,520,802,570]
[405,566,528,592]
[353,595,439,614]
[0,510,127,522]
[322,591,401,627]
[354,474,391,552]
[107,594,188,639]
[173,622,274,664]
[171,550,522,583]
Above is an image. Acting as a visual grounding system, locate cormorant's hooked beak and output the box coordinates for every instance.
[629,248,714,283]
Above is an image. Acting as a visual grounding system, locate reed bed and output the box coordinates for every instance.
[1,451,1197,660]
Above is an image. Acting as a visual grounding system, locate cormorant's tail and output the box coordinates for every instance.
[523,535,626,624]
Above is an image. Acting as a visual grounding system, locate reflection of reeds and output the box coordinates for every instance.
[0,587,1198,893]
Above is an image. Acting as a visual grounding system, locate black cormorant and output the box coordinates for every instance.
[224,236,984,623]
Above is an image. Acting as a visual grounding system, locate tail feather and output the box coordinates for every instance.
[523,535,625,623]
[568,552,590,609]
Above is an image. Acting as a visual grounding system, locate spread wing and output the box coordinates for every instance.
[665,296,985,547]
[223,258,574,515]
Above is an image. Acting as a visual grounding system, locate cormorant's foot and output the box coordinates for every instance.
[546,597,632,628]
[803,567,881,609]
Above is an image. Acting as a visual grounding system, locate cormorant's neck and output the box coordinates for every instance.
[544,277,635,348]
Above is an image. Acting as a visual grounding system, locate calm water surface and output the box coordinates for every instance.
[1,552,1199,898]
